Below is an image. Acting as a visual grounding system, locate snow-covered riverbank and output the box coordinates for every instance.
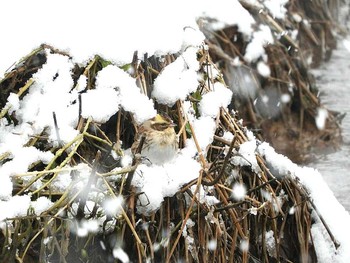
[1,1,350,262]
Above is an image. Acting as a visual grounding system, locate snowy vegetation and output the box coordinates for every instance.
[0,0,349,262]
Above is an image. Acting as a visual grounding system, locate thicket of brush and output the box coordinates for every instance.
[205,0,344,163]
[0,0,345,262]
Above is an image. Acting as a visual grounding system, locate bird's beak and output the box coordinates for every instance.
[169,123,177,127]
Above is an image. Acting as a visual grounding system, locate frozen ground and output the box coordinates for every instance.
[311,37,350,212]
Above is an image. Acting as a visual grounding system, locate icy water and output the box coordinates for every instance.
[310,37,350,212]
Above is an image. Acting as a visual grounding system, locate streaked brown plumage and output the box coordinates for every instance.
[131,114,178,165]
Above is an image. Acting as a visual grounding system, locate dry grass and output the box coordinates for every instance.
[0,1,345,262]
[205,0,342,163]
[0,44,338,263]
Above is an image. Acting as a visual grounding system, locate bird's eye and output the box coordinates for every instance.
[161,123,169,129]
[152,123,169,131]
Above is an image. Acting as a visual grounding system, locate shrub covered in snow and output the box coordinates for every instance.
[0,0,348,262]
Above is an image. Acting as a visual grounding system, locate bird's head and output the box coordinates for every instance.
[150,114,176,131]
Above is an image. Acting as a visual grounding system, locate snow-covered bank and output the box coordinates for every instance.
[259,142,350,262]
[0,0,349,262]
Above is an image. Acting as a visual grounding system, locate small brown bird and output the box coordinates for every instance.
[131,114,178,165]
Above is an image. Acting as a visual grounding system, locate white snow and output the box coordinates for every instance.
[17,52,79,144]
[0,0,256,79]
[311,220,336,263]
[152,47,200,106]
[199,82,233,117]
[244,25,274,63]
[0,195,31,221]
[6,93,20,114]
[113,247,130,263]
[75,219,100,237]
[292,13,303,23]
[207,239,218,251]
[31,196,54,214]
[201,0,255,34]
[263,0,289,19]
[132,151,201,214]
[0,195,53,221]
[191,116,217,151]
[182,218,196,254]
[94,65,156,124]
[239,239,249,252]
[49,169,72,192]
[0,0,349,262]
[81,87,120,123]
[342,39,350,53]
[265,230,277,257]
[257,61,271,77]
[232,183,247,201]
[0,146,54,199]
[191,184,220,205]
[103,196,124,217]
[280,93,291,103]
[231,139,261,173]
[315,107,329,130]
[222,131,235,142]
[257,141,350,262]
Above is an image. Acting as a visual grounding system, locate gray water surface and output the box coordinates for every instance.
[310,37,350,212]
